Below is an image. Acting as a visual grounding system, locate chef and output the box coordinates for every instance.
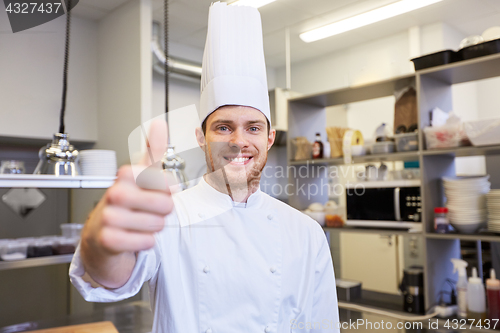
[70,2,340,332]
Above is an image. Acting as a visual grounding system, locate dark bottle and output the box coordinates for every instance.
[312,133,323,159]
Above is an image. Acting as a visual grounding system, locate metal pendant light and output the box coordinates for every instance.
[34,0,80,176]
[160,0,188,190]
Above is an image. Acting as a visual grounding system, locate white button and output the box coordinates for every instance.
[198,213,205,219]
[206,329,212,333]
[265,326,271,333]
[406,196,411,201]
[203,266,210,273]
[270,266,277,273]
[406,202,411,207]
[267,214,274,220]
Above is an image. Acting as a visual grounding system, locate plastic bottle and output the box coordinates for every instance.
[486,269,500,321]
[467,267,487,322]
[451,258,468,319]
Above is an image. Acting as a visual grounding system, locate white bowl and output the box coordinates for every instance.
[451,222,484,234]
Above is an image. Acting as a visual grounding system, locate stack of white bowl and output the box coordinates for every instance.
[487,190,500,233]
[79,150,117,176]
[444,176,490,234]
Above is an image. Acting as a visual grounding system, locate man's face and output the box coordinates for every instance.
[196,105,276,189]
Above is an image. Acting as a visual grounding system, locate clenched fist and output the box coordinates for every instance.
[80,119,174,288]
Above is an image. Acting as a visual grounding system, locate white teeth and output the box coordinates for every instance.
[229,157,250,162]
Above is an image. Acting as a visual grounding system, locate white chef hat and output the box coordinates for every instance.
[199,1,271,125]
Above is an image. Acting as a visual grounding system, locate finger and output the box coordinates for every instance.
[101,206,165,233]
[106,181,174,215]
[99,226,156,253]
[139,117,169,166]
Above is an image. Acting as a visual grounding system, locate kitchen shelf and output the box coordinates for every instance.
[0,254,73,271]
[288,55,500,314]
[324,227,422,236]
[418,52,500,85]
[426,232,500,242]
[288,74,415,107]
[0,175,116,189]
[422,144,500,157]
[289,151,420,166]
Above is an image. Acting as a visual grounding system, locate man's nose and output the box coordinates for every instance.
[229,128,249,150]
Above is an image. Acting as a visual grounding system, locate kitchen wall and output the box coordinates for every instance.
[0,8,98,142]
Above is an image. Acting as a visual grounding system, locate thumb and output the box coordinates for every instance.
[139,117,169,167]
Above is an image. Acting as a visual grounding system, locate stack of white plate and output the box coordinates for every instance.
[443,176,490,234]
[79,150,117,176]
[487,190,500,233]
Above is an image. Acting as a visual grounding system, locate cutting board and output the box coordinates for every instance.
[24,321,119,333]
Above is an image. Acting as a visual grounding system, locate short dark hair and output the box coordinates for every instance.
[202,117,271,136]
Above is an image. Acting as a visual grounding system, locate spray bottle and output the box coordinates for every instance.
[451,258,468,319]
[468,267,487,321]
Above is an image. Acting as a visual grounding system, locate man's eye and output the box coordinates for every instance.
[249,127,259,132]
[218,126,229,131]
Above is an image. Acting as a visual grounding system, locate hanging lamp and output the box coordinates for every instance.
[160,0,188,190]
[34,0,80,176]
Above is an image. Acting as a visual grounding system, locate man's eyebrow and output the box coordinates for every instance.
[246,120,266,125]
[211,119,235,125]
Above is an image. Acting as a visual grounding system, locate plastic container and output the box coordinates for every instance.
[424,124,462,149]
[434,207,449,233]
[401,169,420,180]
[461,38,500,60]
[394,132,419,152]
[0,240,28,261]
[411,50,462,70]
[467,267,487,322]
[372,141,395,154]
[486,269,500,322]
[60,224,84,238]
[464,118,500,147]
[27,238,55,258]
[53,237,79,255]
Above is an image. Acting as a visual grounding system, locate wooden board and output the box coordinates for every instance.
[24,321,118,333]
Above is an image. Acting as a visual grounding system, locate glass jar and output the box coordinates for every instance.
[434,207,449,233]
[0,160,25,174]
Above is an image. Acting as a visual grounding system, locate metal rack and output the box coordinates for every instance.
[287,52,500,311]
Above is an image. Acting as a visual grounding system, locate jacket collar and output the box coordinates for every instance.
[198,175,263,209]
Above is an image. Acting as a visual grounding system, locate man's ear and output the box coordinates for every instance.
[195,127,206,152]
[267,128,276,151]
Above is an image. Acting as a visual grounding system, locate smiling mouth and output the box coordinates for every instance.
[223,156,253,164]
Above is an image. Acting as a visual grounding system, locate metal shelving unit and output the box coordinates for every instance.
[287,52,500,312]
[0,175,116,189]
[0,176,112,271]
[290,151,420,166]
[426,232,500,243]
[0,254,73,271]
[422,144,500,157]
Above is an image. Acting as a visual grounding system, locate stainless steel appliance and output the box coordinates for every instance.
[345,180,422,232]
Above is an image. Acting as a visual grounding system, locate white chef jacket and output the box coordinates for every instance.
[70,177,340,332]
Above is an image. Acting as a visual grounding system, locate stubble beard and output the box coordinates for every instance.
[203,145,267,196]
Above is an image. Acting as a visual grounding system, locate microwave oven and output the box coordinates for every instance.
[345,180,422,232]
